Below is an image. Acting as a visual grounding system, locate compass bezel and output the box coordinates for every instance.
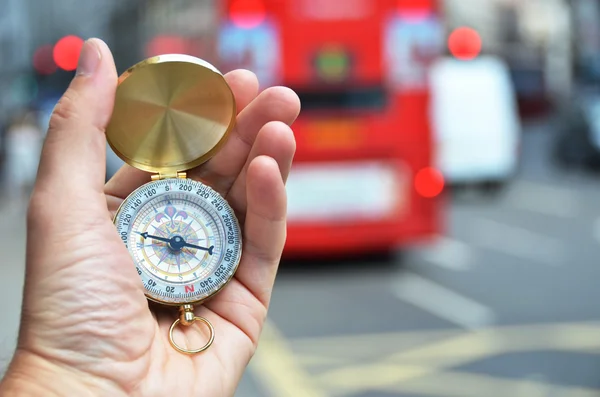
[113,179,243,307]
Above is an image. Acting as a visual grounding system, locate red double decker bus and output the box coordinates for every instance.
[217,0,446,257]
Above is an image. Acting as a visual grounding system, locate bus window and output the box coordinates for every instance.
[217,21,280,88]
[295,86,388,112]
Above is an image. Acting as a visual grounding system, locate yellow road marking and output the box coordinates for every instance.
[317,364,433,392]
[248,320,327,397]
[293,328,462,358]
[251,321,600,396]
[388,321,600,364]
[314,322,600,392]
[296,355,350,367]
[292,321,600,352]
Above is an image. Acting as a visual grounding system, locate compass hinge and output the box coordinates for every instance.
[151,172,187,181]
[179,304,196,326]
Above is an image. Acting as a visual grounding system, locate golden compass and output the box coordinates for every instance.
[108,54,242,355]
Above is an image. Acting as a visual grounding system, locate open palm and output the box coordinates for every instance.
[7,39,299,397]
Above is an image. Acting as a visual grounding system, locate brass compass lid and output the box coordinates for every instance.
[106,54,236,174]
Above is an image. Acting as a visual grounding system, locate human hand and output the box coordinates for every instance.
[0,38,299,396]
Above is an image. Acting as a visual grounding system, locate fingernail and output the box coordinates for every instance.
[76,39,101,76]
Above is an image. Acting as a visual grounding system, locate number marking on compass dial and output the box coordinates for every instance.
[114,179,242,305]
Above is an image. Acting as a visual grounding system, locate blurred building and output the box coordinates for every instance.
[0,0,582,124]
[571,0,600,87]
[0,0,220,127]
[110,0,218,72]
[0,0,33,122]
[0,0,137,124]
[519,0,573,103]
[443,0,573,106]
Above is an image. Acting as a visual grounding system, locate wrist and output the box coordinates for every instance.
[0,349,124,397]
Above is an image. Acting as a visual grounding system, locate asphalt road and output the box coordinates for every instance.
[1,119,600,397]
[237,120,600,397]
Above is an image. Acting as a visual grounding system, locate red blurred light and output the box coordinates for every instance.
[33,44,57,75]
[415,167,444,198]
[53,35,84,71]
[229,0,266,29]
[146,36,190,57]
[448,27,482,61]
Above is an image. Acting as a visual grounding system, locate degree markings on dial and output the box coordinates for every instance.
[117,180,241,304]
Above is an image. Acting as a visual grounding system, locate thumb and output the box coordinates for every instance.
[35,38,117,202]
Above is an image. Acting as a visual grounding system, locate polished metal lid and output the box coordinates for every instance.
[106,54,236,174]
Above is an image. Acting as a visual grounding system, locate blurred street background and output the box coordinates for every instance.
[3,0,600,396]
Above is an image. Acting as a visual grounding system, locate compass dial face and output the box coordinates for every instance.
[114,179,242,305]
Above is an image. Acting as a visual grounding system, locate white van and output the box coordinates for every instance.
[429,55,521,191]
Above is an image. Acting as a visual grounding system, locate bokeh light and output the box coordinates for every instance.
[415,167,445,198]
[33,45,57,75]
[53,35,84,71]
[448,27,482,61]
[229,0,266,29]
